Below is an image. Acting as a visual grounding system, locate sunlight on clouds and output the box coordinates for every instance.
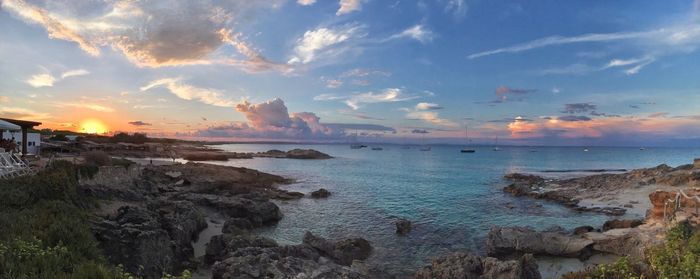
[337,0,363,16]
[140,78,237,107]
[25,68,89,87]
[288,25,364,64]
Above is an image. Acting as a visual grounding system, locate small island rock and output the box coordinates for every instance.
[395,218,412,235]
[311,188,332,198]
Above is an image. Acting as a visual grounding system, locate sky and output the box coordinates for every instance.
[1,0,700,146]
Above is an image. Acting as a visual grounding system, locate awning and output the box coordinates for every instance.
[0,119,21,131]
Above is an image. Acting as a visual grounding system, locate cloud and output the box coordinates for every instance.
[128,121,152,126]
[386,24,435,44]
[0,96,8,103]
[326,79,343,88]
[25,68,90,87]
[54,102,115,112]
[325,123,395,132]
[412,129,429,134]
[344,88,418,110]
[337,110,385,120]
[2,0,289,71]
[562,103,597,114]
[313,93,346,101]
[0,107,51,120]
[415,102,443,110]
[337,0,363,15]
[444,0,468,18]
[1,0,100,56]
[494,86,536,102]
[468,22,700,59]
[407,111,456,126]
[297,0,317,6]
[340,68,391,78]
[288,25,364,64]
[603,56,655,75]
[557,115,592,122]
[649,112,669,118]
[140,78,237,107]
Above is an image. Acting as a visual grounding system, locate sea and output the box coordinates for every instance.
[204,144,700,277]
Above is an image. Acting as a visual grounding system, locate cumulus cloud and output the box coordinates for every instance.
[415,102,443,110]
[25,68,90,87]
[288,25,364,64]
[128,121,152,126]
[386,24,435,43]
[140,78,237,107]
[337,0,363,16]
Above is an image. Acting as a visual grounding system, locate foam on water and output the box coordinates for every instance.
[209,144,700,276]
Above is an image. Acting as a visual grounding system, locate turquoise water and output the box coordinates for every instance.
[211,144,700,276]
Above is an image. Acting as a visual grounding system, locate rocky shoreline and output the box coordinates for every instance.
[74,154,700,279]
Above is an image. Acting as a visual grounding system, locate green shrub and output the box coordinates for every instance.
[563,222,700,279]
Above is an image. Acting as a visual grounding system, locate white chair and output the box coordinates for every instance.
[0,152,18,178]
[9,153,33,175]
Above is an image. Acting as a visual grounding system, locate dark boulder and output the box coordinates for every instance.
[414,253,541,279]
[396,218,412,235]
[486,226,594,258]
[602,219,644,231]
[302,232,372,266]
[311,188,331,198]
[222,218,253,233]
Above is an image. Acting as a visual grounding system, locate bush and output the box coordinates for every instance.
[564,222,700,279]
[83,151,112,167]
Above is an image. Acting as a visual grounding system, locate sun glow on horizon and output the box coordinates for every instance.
[80,119,108,134]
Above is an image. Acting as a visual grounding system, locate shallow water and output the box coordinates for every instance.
[206,144,700,276]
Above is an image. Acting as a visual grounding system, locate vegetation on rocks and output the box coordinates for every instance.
[0,161,189,279]
[564,221,700,279]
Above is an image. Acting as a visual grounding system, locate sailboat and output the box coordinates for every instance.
[460,124,475,153]
[349,130,364,149]
[419,132,431,151]
[492,136,502,151]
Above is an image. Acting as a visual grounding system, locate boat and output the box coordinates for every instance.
[640,147,646,151]
[371,147,383,150]
[350,144,363,149]
[460,123,475,153]
[584,148,589,152]
[349,130,366,149]
[420,146,431,151]
[492,136,501,151]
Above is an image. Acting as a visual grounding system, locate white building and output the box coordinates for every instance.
[2,131,41,155]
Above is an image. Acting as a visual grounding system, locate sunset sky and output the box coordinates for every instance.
[1,0,700,145]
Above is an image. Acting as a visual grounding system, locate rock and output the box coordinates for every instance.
[648,190,676,219]
[414,252,541,279]
[311,188,331,198]
[395,218,412,235]
[268,189,304,200]
[181,193,282,226]
[205,233,278,264]
[302,231,372,266]
[504,173,545,185]
[223,218,254,233]
[602,219,644,231]
[285,149,333,159]
[148,200,207,269]
[93,206,176,278]
[486,226,594,258]
[585,229,656,259]
[573,226,595,235]
[165,171,182,179]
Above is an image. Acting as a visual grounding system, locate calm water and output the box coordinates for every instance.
[209,144,700,276]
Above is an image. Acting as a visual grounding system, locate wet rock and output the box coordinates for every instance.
[395,218,412,235]
[302,231,372,266]
[414,252,541,279]
[602,219,644,231]
[311,188,331,199]
[573,226,595,235]
[487,226,594,258]
[268,189,304,200]
[504,173,545,185]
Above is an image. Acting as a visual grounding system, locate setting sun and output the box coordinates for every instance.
[80,119,108,134]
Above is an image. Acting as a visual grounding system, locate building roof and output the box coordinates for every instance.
[0,118,42,128]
